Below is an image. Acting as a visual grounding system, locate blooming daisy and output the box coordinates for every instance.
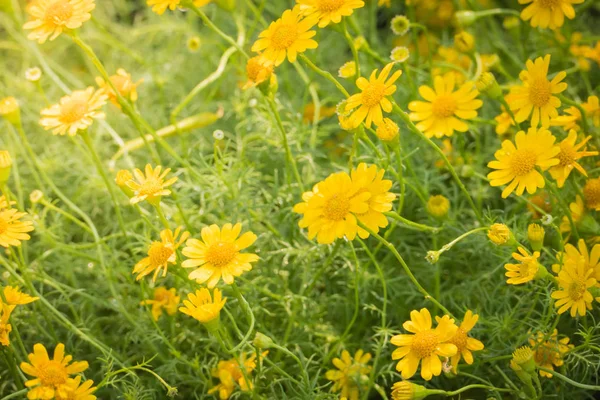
[20,343,89,400]
[251,9,318,66]
[56,376,97,400]
[127,164,178,205]
[549,130,598,188]
[552,239,600,281]
[133,227,189,281]
[583,96,600,127]
[96,68,142,107]
[528,330,572,378]
[559,195,585,234]
[519,0,584,30]
[182,223,259,288]
[140,287,180,321]
[39,88,107,136]
[390,308,458,380]
[23,0,96,43]
[487,127,560,198]
[208,352,267,399]
[505,247,541,285]
[345,63,402,129]
[296,0,365,28]
[293,172,370,244]
[243,56,274,89]
[584,177,600,210]
[0,208,35,248]
[325,349,372,400]
[179,288,226,328]
[426,195,450,219]
[507,55,567,128]
[408,73,482,138]
[441,310,484,371]
[552,256,596,317]
[551,106,582,131]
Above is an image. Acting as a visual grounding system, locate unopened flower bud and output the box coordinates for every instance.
[253,332,274,349]
[0,151,12,184]
[29,190,44,204]
[454,10,477,28]
[487,223,514,246]
[476,72,502,99]
[454,31,475,53]
[512,346,536,373]
[376,118,399,142]
[527,223,545,251]
[427,195,450,219]
[391,15,410,36]
[115,170,134,198]
[391,381,431,400]
[0,97,20,125]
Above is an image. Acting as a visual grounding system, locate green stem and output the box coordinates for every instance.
[538,367,600,390]
[384,212,440,232]
[298,54,350,97]
[229,282,256,353]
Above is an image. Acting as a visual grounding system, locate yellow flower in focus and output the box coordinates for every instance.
[527,223,545,251]
[584,177,600,211]
[507,55,567,128]
[56,376,97,400]
[519,0,583,29]
[338,61,357,79]
[487,127,559,198]
[408,73,482,139]
[549,130,598,188]
[20,343,89,400]
[325,349,372,400]
[376,118,399,141]
[345,63,402,128]
[528,330,572,378]
[583,96,600,127]
[243,56,274,89]
[441,310,484,372]
[296,0,365,28]
[0,208,35,248]
[487,223,512,246]
[2,286,39,305]
[208,352,267,399]
[141,287,180,321]
[426,195,450,219]
[182,223,259,288]
[96,68,142,107]
[147,0,180,15]
[251,9,318,66]
[552,239,600,281]
[390,308,458,380]
[551,106,582,131]
[552,256,596,317]
[127,164,178,205]
[23,0,95,43]
[559,195,585,234]
[179,288,226,329]
[133,227,189,281]
[40,88,107,136]
[505,247,541,285]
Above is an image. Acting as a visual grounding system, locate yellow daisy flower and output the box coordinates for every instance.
[0,208,35,248]
[552,256,596,317]
[345,63,402,129]
[179,288,226,327]
[529,330,572,378]
[2,286,39,305]
[519,0,584,30]
[96,68,142,107]
[549,130,598,188]
[251,9,318,66]
[584,177,600,211]
[559,195,585,234]
[390,308,458,381]
[208,352,267,399]
[182,223,259,288]
[551,106,582,131]
[140,287,180,321]
[487,127,560,198]
[126,164,178,205]
[583,96,600,127]
[39,88,107,136]
[507,55,567,128]
[0,303,13,347]
[426,195,450,219]
[552,239,600,280]
[20,343,89,400]
[441,310,484,372]
[146,0,179,15]
[487,223,512,246]
[296,0,365,28]
[408,73,482,138]
[243,56,274,90]
[23,0,95,43]
[505,247,541,285]
[56,376,97,400]
[338,61,357,79]
[375,118,399,141]
[325,349,372,400]
[133,227,189,281]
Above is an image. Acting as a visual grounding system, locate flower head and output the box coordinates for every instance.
[325,349,372,399]
[408,73,482,138]
[2,286,39,306]
[56,376,97,400]
[338,61,357,79]
[23,0,95,43]
[441,310,484,372]
[141,287,180,321]
[507,55,567,128]
[376,118,399,141]
[243,56,274,89]
[391,46,410,63]
[20,343,89,400]
[251,9,318,66]
[133,227,189,281]
[519,0,584,29]
[96,68,142,107]
[146,0,180,15]
[487,223,512,245]
[0,303,14,347]
[505,247,541,285]
[179,288,226,329]
[391,381,430,400]
[296,0,365,28]
[487,127,560,198]
[584,177,600,211]
[549,130,598,188]
[0,208,35,248]
[390,308,458,380]
[0,97,20,123]
[182,223,259,288]
[528,330,572,378]
[40,88,107,136]
[127,164,178,205]
[26,67,43,82]
[552,256,596,317]
[345,63,402,128]
[426,195,450,219]
[391,15,410,35]
[208,352,267,399]
[552,239,600,282]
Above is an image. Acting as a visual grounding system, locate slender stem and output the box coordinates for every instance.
[385,212,440,232]
[298,54,350,97]
[538,367,600,390]
[393,144,406,215]
[229,282,255,353]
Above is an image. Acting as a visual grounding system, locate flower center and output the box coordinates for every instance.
[538,0,559,8]
[528,78,552,107]
[317,0,345,12]
[450,328,468,352]
[568,280,586,301]
[323,194,350,221]
[38,360,68,386]
[431,95,457,118]
[44,1,74,25]
[557,142,577,167]
[138,179,162,197]
[510,149,537,176]
[59,100,88,124]
[206,242,237,267]
[520,259,538,277]
[271,24,298,50]
[412,330,439,358]
[148,242,173,267]
[361,83,386,108]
